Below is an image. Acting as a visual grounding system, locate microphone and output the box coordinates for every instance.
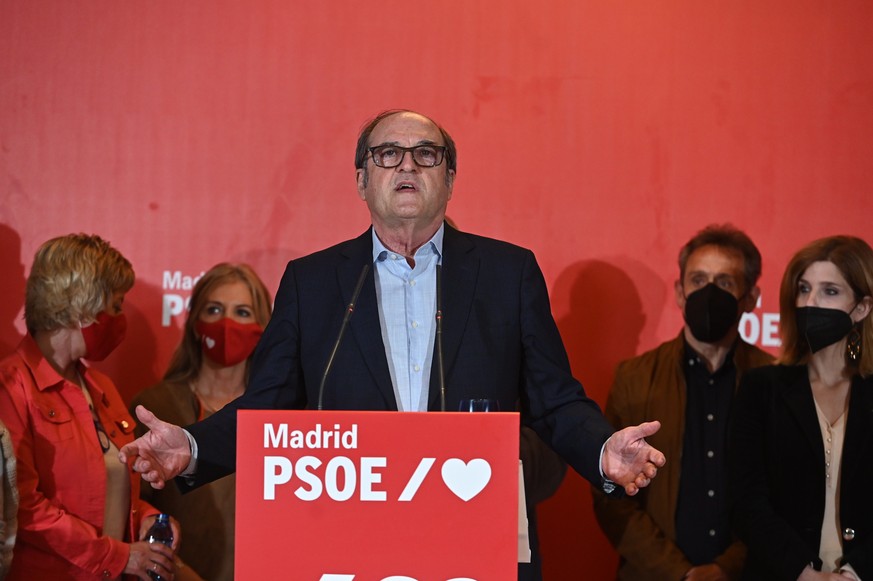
[435,263,446,412]
[317,263,371,410]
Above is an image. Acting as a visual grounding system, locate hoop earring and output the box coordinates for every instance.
[847,327,862,362]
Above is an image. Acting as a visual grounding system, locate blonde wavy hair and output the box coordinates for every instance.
[24,234,134,334]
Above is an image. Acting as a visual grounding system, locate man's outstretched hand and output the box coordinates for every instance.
[119,405,192,489]
[602,420,665,496]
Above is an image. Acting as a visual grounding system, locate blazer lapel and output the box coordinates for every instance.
[781,367,826,454]
[340,228,397,409]
[841,374,873,484]
[428,225,478,410]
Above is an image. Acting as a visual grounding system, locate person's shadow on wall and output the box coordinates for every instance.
[0,223,26,354]
[538,257,666,580]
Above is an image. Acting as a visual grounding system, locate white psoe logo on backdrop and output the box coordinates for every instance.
[738,294,781,347]
[161,270,204,326]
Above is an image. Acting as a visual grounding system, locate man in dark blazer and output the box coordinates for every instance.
[121,109,666,579]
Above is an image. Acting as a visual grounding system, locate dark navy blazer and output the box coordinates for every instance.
[187,224,612,480]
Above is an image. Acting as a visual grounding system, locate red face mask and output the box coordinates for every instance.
[195,317,263,368]
[81,311,127,361]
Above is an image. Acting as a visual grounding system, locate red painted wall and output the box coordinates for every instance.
[2,2,872,578]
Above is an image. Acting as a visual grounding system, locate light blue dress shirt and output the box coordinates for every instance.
[371,225,443,412]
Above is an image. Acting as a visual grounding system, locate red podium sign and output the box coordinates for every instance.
[236,410,519,581]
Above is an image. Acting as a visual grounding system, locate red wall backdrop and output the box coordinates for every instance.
[2,2,872,578]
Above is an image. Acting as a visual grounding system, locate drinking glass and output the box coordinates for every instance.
[459,399,500,412]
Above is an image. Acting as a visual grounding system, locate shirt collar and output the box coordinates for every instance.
[18,333,102,399]
[371,223,445,263]
[682,335,739,376]
[18,333,68,392]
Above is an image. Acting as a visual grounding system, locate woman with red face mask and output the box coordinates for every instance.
[0,234,178,580]
[130,263,271,581]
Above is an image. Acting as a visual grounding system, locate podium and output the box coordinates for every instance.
[235,410,519,580]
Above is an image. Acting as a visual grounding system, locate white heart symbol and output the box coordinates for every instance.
[441,458,492,502]
[204,337,216,349]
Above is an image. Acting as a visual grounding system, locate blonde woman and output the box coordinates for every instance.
[131,263,271,581]
[0,234,177,580]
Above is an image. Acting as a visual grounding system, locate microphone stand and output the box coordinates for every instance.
[436,263,446,412]
[317,263,370,410]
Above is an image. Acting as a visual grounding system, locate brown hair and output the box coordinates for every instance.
[25,234,134,333]
[163,263,272,384]
[678,223,762,292]
[778,235,873,376]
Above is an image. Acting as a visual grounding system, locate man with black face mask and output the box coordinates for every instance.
[592,224,774,581]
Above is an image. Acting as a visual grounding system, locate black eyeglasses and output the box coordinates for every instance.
[368,144,447,168]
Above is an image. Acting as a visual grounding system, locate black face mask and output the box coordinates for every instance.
[684,283,740,343]
[795,306,855,353]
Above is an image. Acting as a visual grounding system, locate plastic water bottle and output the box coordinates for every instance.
[145,513,173,580]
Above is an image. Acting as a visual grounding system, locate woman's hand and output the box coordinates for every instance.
[125,540,175,580]
[797,566,853,581]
